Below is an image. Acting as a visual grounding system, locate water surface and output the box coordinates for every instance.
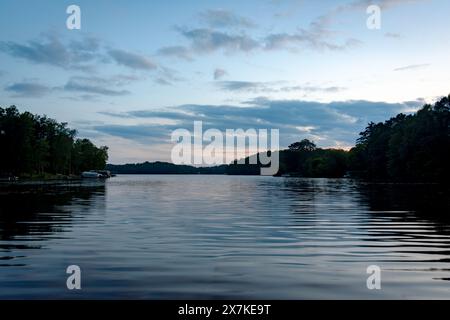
[0,175,449,299]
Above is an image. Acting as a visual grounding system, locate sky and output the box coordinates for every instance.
[0,0,449,164]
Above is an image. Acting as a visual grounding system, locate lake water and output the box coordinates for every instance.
[0,175,449,299]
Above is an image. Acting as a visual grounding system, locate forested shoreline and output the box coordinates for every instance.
[2,95,450,182]
[0,106,108,178]
[348,95,450,181]
[109,95,450,182]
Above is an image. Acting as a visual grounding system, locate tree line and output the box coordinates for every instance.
[0,106,108,177]
[348,95,450,181]
[225,140,348,177]
[107,161,228,175]
[3,94,449,181]
[108,95,450,182]
[227,95,450,181]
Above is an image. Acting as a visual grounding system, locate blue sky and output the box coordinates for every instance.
[0,0,449,163]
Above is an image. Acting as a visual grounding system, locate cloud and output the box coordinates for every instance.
[179,28,260,53]
[154,78,172,86]
[73,75,141,87]
[198,9,256,29]
[159,0,397,61]
[93,124,172,144]
[7,74,141,99]
[5,82,51,97]
[257,2,364,53]
[164,8,361,58]
[296,126,317,133]
[95,98,423,148]
[158,27,260,58]
[0,36,69,67]
[214,68,227,80]
[216,80,346,94]
[261,0,424,53]
[394,64,430,71]
[64,77,130,96]
[108,49,157,70]
[0,34,162,74]
[279,85,346,93]
[264,28,361,51]
[0,34,102,71]
[172,25,360,56]
[153,66,183,86]
[69,36,101,53]
[157,46,193,61]
[216,81,271,92]
[4,74,139,98]
[62,94,101,102]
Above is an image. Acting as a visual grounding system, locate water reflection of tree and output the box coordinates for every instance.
[354,182,450,234]
[0,183,105,242]
[280,178,359,215]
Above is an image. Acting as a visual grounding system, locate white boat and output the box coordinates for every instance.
[81,171,101,178]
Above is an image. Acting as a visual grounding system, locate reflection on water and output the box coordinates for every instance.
[0,176,449,299]
[0,182,106,242]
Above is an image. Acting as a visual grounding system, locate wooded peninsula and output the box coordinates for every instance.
[0,106,108,179]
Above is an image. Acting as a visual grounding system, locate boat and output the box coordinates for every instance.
[0,175,18,182]
[81,170,112,179]
[81,171,102,178]
[95,170,112,178]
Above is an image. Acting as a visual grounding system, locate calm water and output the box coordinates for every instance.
[0,175,449,299]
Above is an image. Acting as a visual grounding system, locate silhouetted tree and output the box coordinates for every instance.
[288,139,317,152]
[349,95,450,181]
[0,106,108,177]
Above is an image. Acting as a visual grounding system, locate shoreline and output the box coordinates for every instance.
[1,174,447,187]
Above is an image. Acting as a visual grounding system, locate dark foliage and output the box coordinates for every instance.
[348,95,450,182]
[107,162,227,174]
[4,94,450,182]
[0,106,108,176]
